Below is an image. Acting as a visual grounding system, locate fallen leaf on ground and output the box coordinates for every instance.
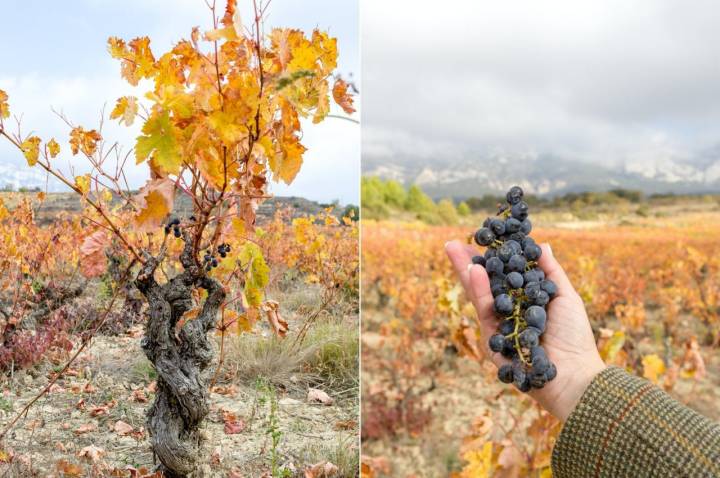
[74,423,96,435]
[227,467,243,478]
[56,459,84,477]
[304,461,339,478]
[210,446,222,466]
[131,389,148,402]
[114,420,134,436]
[78,445,105,463]
[224,419,246,435]
[211,384,238,396]
[334,419,357,430]
[307,388,333,405]
[49,384,66,394]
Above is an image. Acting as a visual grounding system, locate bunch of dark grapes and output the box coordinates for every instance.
[164,218,182,237]
[473,186,557,392]
[203,243,231,271]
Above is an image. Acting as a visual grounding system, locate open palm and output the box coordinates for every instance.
[446,241,605,421]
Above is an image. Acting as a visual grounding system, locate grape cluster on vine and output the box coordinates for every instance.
[203,243,230,271]
[473,186,557,392]
[164,217,181,238]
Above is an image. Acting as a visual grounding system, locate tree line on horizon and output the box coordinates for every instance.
[361,175,720,222]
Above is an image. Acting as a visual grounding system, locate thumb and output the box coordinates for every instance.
[537,243,576,298]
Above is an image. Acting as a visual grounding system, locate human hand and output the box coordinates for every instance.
[445,240,606,421]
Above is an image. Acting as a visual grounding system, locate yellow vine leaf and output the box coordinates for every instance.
[47,138,60,158]
[132,178,175,231]
[269,138,306,184]
[231,217,246,239]
[21,136,42,166]
[110,96,138,126]
[642,354,666,383]
[459,442,493,477]
[0,89,9,118]
[600,330,625,362]
[239,242,269,307]
[108,36,157,86]
[332,78,355,114]
[69,127,102,156]
[75,174,91,196]
[312,80,330,124]
[79,230,109,278]
[136,111,181,175]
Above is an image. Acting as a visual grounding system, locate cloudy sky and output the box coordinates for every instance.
[0,0,359,204]
[362,0,720,168]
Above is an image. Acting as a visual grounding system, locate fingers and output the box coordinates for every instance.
[537,243,576,298]
[467,264,494,324]
[445,240,474,291]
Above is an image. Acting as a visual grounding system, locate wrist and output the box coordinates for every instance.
[537,356,606,421]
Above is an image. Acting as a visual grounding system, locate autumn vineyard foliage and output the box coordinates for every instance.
[0,0,358,475]
[0,193,359,475]
[360,209,720,477]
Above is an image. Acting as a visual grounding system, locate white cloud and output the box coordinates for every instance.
[362,0,720,167]
[0,0,358,204]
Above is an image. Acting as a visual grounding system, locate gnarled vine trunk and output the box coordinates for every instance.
[135,235,226,477]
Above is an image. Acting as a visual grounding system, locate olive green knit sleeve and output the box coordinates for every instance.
[551,366,720,478]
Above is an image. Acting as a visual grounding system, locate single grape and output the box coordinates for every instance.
[220,251,227,258]
[507,254,527,273]
[523,269,541,284]
[521,218,532,234]
[512,360,528,390]
[499,319,515,336]
[517,376,532,392]
[546,363,557,381]
[530,371,547,389]
[505,239,522,255]
[489,218,506,236]
[482,217,491,228]
[524,281,541,301]
[519,327,540,348]
[211,258,218,267]
[488,334,505,353]
[484,248,497,260]
[497,243,514,262]
[534,290,550,307]
[474,227,495,246]
[494,294,514,316]
[164,225,171,235]
[501,339,517,358]
[505,217,522,233]
[541,279,557,298]
[511,201,529,220]
[491,284,507,298]
[471,255,486,267]
[524,243,542,261]
[521,235,536,250]
[506,186,524,205]
[506,271,524,289]
[173,227,181,238]
[508,232,525,243]
[498,364,514,383]
[486,257,504,276]
[524,306,547,331]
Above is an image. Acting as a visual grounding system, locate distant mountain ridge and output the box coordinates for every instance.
[364,151,720,199]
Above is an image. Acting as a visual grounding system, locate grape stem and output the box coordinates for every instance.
[511,302,530,366]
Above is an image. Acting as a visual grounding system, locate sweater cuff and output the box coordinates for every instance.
[551,366,655,477]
